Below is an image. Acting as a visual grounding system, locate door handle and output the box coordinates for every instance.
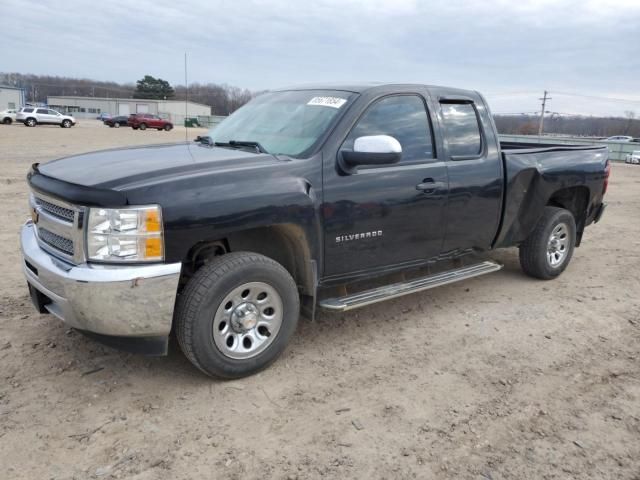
[416,179,445,194]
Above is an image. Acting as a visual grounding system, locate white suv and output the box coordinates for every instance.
[17,107,77,128]
[1,109,18,124]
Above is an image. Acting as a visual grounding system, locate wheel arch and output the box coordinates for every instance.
[546,185,590,245]
[180,223,317,297]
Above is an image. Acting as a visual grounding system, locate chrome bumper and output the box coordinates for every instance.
[20,221,181,337]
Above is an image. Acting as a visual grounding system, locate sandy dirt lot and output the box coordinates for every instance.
[0,121,639,479]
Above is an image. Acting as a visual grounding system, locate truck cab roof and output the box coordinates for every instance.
[275,82,479,97]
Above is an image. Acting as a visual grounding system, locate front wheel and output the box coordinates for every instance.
[2,118,12,125]
[163,124,173,131]
[25,118,37,127]
[519,206,576,280]
[175,252,299,379]
[139,123,147,131]
[114,122,120,128]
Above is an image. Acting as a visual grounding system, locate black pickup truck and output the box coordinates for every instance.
[21,83,609,378]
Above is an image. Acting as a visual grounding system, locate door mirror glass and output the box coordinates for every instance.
[341,135,402,170]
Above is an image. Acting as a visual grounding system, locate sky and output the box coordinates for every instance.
[2,0,640,116]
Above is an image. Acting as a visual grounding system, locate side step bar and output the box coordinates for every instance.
[319,261,502,312]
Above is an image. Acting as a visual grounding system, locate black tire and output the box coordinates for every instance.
[25,118,37,127]
[61,119,72,128]
[175,252,300,379]
[519,206,576,280]
[2,117,11,125]
[132,126,138,130]
[163,123,173,131]
[139,123,147,131]
[114,122,120,128]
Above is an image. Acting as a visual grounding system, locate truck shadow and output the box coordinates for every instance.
[30,248,542,385]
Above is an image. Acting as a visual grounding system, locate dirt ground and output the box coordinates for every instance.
[0,120,639,480]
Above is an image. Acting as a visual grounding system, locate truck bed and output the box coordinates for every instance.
[494,141,609,248]
[500,141,605,153]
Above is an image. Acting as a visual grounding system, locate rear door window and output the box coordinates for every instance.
[36,108,48,114]
[440,103,482,158]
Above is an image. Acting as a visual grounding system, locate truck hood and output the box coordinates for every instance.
[38,143,284,190]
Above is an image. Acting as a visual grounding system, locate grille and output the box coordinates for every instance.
[38,228,74,256]
[36,197,75,223]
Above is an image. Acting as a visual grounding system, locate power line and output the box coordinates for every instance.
[552,91,640,104]
[487,90,640,104]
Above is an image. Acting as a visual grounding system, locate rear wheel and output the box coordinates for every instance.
[25,118,37,127]
[163,124,173,131]
[519,207,576,280]
[139,123,147,131]
[175,252,300,378]
[114,122,120,128]
[2,117,11,125]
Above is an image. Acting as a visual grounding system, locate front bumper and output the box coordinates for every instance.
[20,221,181,340]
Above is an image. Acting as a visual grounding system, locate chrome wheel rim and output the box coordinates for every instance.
[213,281,283,359]
[547,222,569,267]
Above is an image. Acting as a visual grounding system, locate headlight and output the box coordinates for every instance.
[86,205,164,262]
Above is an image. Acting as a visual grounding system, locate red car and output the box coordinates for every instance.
[127,113,173,131]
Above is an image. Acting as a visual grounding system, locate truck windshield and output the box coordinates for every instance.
[208,90,355,157]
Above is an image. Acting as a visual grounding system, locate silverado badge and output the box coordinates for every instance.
[336,230,382,243]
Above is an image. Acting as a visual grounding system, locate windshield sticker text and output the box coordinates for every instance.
[307,96,347,109]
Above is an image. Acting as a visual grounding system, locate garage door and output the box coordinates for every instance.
[136,104,149,113]
[118,104,130,116]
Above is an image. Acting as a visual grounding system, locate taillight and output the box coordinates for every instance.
[603,160,611,195]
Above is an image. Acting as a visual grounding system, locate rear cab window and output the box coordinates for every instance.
[440,102,483,159]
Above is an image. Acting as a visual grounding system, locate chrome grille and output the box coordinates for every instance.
[35,197,74,223]
[38,228,74,256]
[30,190,84,263]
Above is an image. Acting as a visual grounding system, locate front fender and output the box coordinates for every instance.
[156,174,321,265]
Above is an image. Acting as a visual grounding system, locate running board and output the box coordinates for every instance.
[319,261,502,312]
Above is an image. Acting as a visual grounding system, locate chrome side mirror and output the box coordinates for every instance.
[341,135,402,172]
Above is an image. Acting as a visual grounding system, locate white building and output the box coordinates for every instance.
[46,96,211,123]
[0,85,26,110]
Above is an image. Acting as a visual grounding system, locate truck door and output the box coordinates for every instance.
[322,92,449,280]
[435,95,503,252]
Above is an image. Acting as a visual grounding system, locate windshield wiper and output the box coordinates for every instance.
[214,140,269,154]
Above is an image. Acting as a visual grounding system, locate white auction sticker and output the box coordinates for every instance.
[307,96,347,108]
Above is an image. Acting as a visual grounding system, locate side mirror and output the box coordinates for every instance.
[341,135,402,172]
[194,135,213,146]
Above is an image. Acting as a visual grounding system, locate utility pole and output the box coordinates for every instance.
[538,90,551,136]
